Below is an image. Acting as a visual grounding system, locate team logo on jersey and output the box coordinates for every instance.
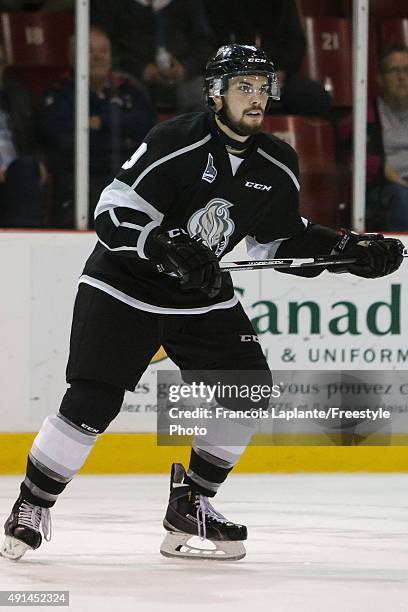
[187,198,235,256]
[202,153,218,183]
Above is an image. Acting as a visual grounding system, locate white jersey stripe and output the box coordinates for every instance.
[79,275,239,315]
[131,134,212,190]
[109,208,120,227]
[120,221,145,231]
[246,218,310,259]
[136,220,161,259]
[97,237,139,253]
[257,147,301,191]
[246,235,288,260]
[94,178,164,222]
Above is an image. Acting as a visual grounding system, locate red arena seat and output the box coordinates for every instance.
[264,115,340,226]
[370,0,408,20]
[158,112,177,123]
[299,173,341,228]
[379,19,408,48]
[0,12,73,66]
[301,17,352,106]
[299,0,351,18]
[4,65,69,100]
[264,115,336,174]
[306,0,408,19]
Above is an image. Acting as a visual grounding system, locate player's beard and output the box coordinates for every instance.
[224,102,265,136]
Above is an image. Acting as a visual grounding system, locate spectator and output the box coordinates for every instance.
[339,45,408,231]
[37,25,157,229]
[204,0,331,117]
[90,0,214,113]
[0,42,47,227]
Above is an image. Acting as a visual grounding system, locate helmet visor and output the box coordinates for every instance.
[208,73,280,101]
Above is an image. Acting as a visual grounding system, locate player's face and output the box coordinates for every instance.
[223,75,269,135]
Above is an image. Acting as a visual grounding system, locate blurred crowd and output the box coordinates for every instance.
[0,0,407,231]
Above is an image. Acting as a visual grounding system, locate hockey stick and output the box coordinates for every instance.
[220,250,408,272]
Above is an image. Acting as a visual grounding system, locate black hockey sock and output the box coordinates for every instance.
[184,448,233,497]
[20,455,71,509]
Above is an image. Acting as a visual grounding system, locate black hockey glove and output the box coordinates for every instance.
[145,228,222,298]
[329,230,404,278]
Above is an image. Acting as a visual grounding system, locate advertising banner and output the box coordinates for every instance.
[0,232,406,432]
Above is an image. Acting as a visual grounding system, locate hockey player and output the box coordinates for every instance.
[1,45,403,562]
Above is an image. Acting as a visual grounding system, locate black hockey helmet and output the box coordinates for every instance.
[204,44,280,109]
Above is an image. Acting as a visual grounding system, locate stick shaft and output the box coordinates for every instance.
[219,253,408,272]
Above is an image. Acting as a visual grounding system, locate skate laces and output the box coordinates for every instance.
[18,502,52,542]
[195,494,228,540]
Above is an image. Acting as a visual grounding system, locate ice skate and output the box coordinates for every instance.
[1,494,51,561]
[160,463,247,561]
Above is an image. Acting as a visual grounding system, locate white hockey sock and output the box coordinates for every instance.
[23,413,98,505]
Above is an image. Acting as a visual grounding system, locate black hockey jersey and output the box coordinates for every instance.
[80,111,338,313]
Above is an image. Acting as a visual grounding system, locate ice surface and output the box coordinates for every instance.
[0,474,407,612]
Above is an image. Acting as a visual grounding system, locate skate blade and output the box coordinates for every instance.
[160,531,246,561]
[0,536,32,561]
